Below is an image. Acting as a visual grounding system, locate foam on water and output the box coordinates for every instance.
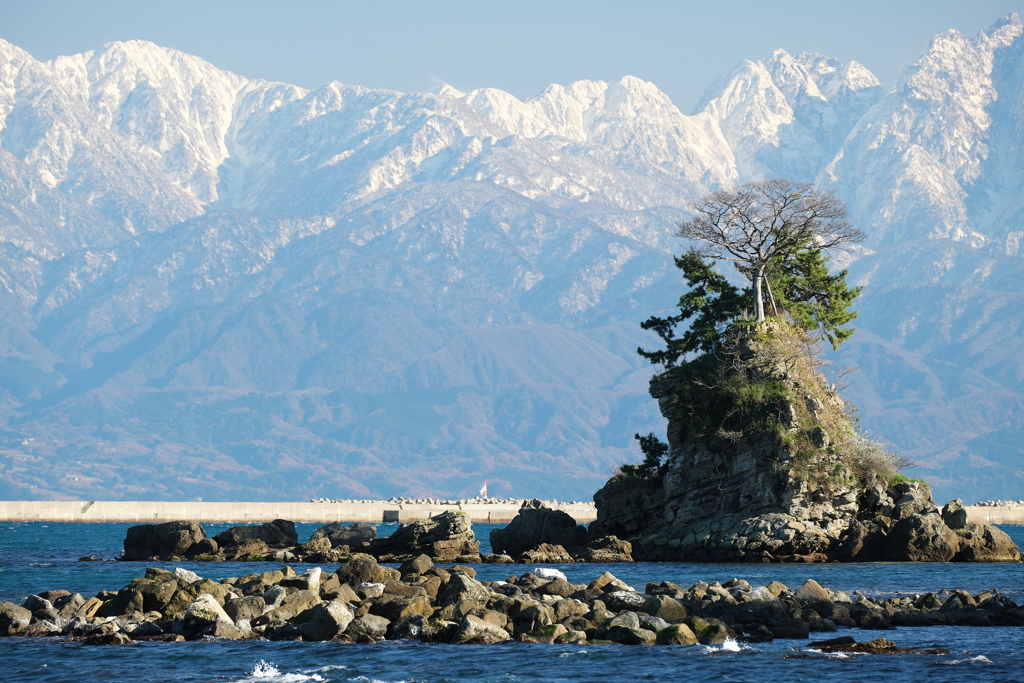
[940,655,994,665]
[237,660,327,683]
[701,638,748,654]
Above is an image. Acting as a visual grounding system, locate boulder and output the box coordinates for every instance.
[83,631,133,645]
[345,614,390,640]
[602,590,646,612]
[173,567,201,583]
[883,515,961,562]
[641,595,687,622]
[123,521,206,560]
[588,571,632,593]
[399,554,434,577]
[839,519,883,561]
[490,500,588,557]
[369,511,479,561]
[185,538,218,558]
[954,522,1020,561]
[438,573,491,607]
[521,623,568,644]
[891,482,938,520]
[450,615,510,643]
[281,567,322,592]
[598,612,656,645]
[297,601,354,641]
[337,555,393,587]
[309,522,377,548]
[575,536,633,562]
[794,579,831,603]
[259,590,322,623]
[213,519,297,549]
[0,602,32,635]
[941,499,969,530]
[127,570,179,613]
[200,620,249,640]
[387,613,430,640]
[225,596,266,622]
[518,543,574,563]
[513,603,555,634]
[655,623,698,645]
[183,594,232,633]
[163,579,231,618]
[370,595,434,621]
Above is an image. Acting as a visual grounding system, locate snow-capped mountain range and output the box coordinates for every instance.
[0,15,1021,502]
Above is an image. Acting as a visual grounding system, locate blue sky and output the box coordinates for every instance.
[3,0,1023,112]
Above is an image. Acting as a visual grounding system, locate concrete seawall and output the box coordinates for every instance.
[966,505,1024,526]
[1,501,1013,527]
[0,500,597,525]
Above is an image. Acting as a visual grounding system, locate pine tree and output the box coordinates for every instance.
[637,251,748,368]
[766,248,862,350]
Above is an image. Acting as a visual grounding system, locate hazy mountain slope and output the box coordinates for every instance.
[0,19,1022,503]
[821,15,1024,502]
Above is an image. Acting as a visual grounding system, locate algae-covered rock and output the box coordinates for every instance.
[655,623,698,645]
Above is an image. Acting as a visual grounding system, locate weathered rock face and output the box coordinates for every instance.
[490,500,589,557]
[213,520,297,549]
[593,323,1020,564]
[368,511,479,562]
[309,522,377,548]
[123,521,207,561]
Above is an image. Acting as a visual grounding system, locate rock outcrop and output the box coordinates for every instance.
[368,511,479,562]
[490,499,589,556]
[122,521,208,561]
[593,322,1020,563]
[117,517,474,564]
[490,500,633,562]
[213,519,297,549]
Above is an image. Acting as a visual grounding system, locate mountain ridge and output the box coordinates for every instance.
[0,17,1021,503]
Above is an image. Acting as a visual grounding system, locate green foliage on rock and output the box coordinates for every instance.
[764,248,861,350]
[638,252,749,367]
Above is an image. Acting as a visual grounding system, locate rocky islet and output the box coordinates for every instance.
[592,322,1021,564]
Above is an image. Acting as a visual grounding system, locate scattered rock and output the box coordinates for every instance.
[123,521,207,561]
[369,511,479,562]
[489,500,588,557]
[213,520,297,549]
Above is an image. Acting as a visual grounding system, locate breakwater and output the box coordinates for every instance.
[0,499,597,524]
[966,504,1024,525]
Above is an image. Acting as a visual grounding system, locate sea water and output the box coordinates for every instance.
[2,522,1023,683]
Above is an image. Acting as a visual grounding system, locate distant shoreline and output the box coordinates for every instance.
[0,499,597,525]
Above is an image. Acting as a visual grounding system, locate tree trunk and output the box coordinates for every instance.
[753,265,766,321]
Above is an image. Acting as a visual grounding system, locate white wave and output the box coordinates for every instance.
[701,638,748,654]
[940,655,993,665]
[557,650,587,657]
[235,660,326,683]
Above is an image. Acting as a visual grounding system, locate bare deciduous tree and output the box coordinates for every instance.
[677,179,864,322]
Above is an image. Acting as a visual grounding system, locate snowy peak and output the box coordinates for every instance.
[695,49,882,183]
[822,14,1024,247]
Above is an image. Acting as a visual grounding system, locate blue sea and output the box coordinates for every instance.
[2,521,1023,683]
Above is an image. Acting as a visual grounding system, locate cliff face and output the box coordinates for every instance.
[593,322,1019,563]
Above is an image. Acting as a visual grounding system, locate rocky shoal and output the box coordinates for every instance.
[2,556,1022,646]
